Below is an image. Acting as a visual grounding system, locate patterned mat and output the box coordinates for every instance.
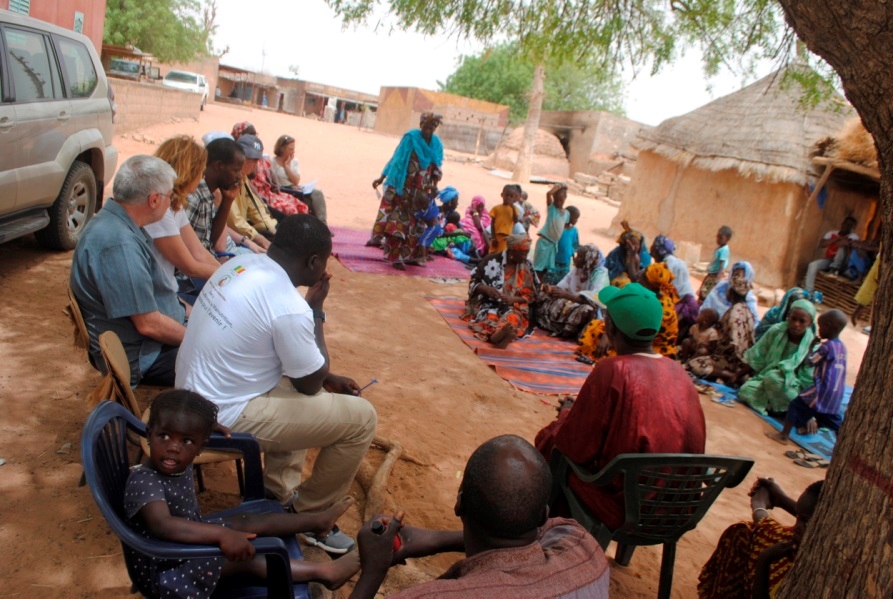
[330,226,471,279]
[428,297,591,395]
[697,379,850,462]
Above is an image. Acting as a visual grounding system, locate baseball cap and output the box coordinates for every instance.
[236,134,263,159]
[598,283,662,341]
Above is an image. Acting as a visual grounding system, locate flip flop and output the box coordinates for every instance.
[794,458,820,468]
[710,396,736,407]
[785,450,823,461]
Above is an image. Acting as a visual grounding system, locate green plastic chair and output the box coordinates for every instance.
[550,451,754,599]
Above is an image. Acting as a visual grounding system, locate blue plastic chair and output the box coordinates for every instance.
[550,451,754,599]
[81,401,309,598]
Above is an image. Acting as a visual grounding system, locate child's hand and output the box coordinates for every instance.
[220,529,256,562]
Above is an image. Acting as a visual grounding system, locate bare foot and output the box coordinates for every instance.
[392,261,406,271]
[317,550,361,590]
[406,259,427,267]
[310,497,355,538]
[765,430,789,444]
[490,326,517,349]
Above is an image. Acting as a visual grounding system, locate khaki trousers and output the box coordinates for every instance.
[233,379,377,513]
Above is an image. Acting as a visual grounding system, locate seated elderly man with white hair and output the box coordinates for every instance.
[70,155,186,387]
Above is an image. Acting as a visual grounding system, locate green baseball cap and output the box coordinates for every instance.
[598,283,662,341]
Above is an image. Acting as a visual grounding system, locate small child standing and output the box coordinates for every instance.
[544,205,580,284]
[519,189,541,232]
[532,184,570,280]
[766,309,848,443]
[489,184,521,253]
[679,308,719,361]
[124,390,360,597]
[698,225,733,301]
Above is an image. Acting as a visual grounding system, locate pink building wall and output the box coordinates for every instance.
[1,0,107,51]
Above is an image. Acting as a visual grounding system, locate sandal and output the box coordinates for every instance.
[794,458,820,468]
[785,450,823,461]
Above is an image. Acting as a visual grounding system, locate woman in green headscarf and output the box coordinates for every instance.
[738,299,817,415]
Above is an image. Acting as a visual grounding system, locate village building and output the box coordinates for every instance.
[613,69,861,289]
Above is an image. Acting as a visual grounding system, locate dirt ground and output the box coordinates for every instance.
[0,102,869,598]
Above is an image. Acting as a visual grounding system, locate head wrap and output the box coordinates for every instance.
[471,195,486,211]
[789,298,817,323]
[730,270,752,296]
[645,262,675,288]
[507,234,532,252]
[438,186,459,204]
[599,283,662,341]
[231,121,254,139]
[651,234,676,261]
[202,131,233,146]
[576,244,604,280]
[730,261,755,283]
[419,112,443,128]
[616,220,644,245]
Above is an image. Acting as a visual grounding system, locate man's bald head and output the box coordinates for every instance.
[458,435,551,539]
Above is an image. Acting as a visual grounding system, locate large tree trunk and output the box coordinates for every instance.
[775,2,893,597]
[512,63,546,183]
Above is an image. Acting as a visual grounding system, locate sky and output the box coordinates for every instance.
[214,0,770,126]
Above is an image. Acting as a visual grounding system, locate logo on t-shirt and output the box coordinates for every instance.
[234,265,246,275]
[217,274,232,288]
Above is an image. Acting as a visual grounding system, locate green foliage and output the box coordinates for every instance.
[439,43,625,121]
[104,0,206,63]
[327,1,813,92]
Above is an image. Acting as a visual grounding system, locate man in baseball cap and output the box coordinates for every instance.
[228,134,278,249]
[536,283,706,530]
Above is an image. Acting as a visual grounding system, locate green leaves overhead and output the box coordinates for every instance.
[439,42,626,121]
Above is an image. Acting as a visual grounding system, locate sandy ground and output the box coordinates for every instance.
[0,102,869,597]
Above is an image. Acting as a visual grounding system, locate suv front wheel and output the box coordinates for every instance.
[34,161,97,250]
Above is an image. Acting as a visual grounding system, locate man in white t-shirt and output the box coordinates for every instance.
[176,214,376,553]
[804,216,859,292]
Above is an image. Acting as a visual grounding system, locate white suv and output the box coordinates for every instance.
[162,70,208,110]
[0,10,118,249]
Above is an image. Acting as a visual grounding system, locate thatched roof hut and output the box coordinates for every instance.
[613,68,859,288]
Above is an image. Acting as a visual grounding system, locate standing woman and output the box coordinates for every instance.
[368,113,444,269]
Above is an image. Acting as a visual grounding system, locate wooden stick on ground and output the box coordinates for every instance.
[355,435,431,519]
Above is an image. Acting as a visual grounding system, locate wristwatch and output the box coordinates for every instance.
[312,309,326,322]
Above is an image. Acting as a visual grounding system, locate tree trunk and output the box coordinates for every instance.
[774,2,893,597]
[512,63,546,183]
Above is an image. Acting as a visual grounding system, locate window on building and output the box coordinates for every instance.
[9,0,30,15]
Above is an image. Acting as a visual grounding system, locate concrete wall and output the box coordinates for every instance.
[111,79,202,134]
[539,111,648,176]
[3,0,106,51]
[375,87,509,138]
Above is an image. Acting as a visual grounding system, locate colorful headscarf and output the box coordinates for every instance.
[645,262,678,301]
[616,220,645,245]
[231,121,254,139]
[730,261,755,283]
[507,233,532,252]
[651,234,676,261]
[755,287,810,340]
[576,244,605,281]
[419,112,443,128]
[789,298,817,323]
[460,196,491,254]
[438,186,459,204]
[730,270,753,296]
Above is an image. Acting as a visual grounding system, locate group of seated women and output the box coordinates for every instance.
[463,219,831,421]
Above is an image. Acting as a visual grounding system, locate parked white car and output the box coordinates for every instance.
[162,70,208,110]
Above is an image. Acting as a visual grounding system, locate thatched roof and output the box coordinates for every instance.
[635,69,853,186]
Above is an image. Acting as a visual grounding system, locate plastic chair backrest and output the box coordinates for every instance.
[597,454,753,545]
[98,331,142,417]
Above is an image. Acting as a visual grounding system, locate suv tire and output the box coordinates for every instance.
[34,161,97,250]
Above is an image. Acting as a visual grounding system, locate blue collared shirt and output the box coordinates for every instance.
[70,199,185,386]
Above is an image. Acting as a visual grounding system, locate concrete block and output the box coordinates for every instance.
[676,241,702,266]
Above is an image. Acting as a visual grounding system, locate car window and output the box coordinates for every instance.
[56,37,97,98]
[165,71,197,84]
[5,27,63,102]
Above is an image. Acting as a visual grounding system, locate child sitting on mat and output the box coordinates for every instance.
[124,390,359,597]
[766,309,848,444]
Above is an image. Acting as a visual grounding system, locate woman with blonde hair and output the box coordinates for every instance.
[146,136,223,292]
